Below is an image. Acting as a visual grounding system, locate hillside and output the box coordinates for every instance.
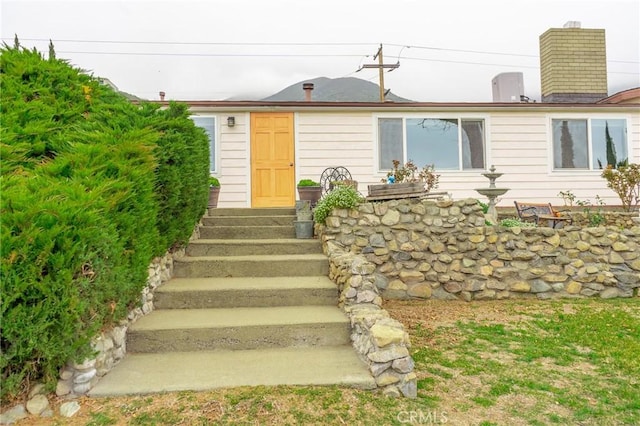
[261,76,413,102]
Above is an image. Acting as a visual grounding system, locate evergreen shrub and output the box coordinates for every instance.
[0,43,209,401]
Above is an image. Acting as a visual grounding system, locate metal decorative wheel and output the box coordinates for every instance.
[319,166,353,196]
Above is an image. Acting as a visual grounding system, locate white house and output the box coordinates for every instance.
[185,99,639,209]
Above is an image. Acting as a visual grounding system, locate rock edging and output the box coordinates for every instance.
[325,240,417,398]
[55,249,180,399]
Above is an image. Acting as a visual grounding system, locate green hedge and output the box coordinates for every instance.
[0,44,209,401]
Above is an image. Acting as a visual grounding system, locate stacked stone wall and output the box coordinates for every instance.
[320,198,640,302]
[326,242,417,398]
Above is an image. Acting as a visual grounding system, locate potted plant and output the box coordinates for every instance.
[297,179,322,206]
[384,160,440,190]
[369,160,440,198]
[208,176,220,208]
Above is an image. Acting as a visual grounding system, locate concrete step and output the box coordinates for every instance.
[173,254,328,278]
[201,215,295,227]
[127,306,350,352]
[89,346,376,396]
[199,225,295,239]
[154,276,338,309]
[186,238,321,256]
[209,207,296,217]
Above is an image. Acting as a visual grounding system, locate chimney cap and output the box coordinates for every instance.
[563,21,581,28]
[302,83,314,90]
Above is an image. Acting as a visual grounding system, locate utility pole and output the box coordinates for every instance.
[358,44,400,102]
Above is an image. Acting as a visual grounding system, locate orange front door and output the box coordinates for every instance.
[250,112,295,207]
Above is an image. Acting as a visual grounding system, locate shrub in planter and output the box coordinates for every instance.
[297,179,321,206]
[208,176,221,208]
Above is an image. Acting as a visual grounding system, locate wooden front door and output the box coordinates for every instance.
[250,112,295,207]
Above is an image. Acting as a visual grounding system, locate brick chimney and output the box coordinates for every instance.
[539,22,607,103]
[302,83,314,101]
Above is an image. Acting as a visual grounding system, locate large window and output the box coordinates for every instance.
[552,118,627,170]
[191,116,217,173]
[378,117,485,170]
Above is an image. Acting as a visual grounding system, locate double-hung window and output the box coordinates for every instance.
[378,117,486,171]
[191,115,217,173]
[551,118,628,170]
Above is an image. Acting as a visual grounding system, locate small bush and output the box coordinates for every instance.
[477,200,489,214]
[314,185,364,224]
[601,163,640,212]
[208,176,220,187]
[499,218,536,228]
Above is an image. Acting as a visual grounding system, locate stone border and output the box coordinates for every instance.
[54,224,203,399]
[324,240,417,398]
[54,249,181,398]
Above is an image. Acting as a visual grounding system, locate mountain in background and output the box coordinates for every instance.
[261,77,413,102]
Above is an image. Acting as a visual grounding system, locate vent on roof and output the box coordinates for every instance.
[491,72,525,102]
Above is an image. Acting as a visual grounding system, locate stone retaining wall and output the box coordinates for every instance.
[319,198,640,302]
[55,249,181,398]
[325,241,417,398]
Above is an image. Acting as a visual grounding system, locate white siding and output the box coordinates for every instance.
[217,113,250,208]
[193,106,640,209]
[295,112,375,193]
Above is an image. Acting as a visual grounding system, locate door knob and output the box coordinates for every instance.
[289,163,294,166]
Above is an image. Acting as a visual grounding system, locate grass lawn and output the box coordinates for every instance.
[13,298,639,425]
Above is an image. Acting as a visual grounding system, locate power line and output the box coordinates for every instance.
[8,37,637,64]
[387,42,638,64]
[6,38,637,75]
[57,51,365,58]
[396,55,638,75]
[45,50,640,75]
[5,38,377,47]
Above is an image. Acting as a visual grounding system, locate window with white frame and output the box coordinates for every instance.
[191,116,217,173]
[551,118,628,170]
[378,117,486,170]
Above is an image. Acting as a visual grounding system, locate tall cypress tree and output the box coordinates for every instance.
[48,39,56,60]
[560,120,575,168]
[605,121,617,168]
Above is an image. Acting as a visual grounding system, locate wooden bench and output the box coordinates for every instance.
[514,202,573,228]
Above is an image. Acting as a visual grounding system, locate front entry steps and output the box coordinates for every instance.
[89,208,374,396]
[89,346,375,396]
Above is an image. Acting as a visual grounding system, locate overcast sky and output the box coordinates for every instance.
[1,0,639,102]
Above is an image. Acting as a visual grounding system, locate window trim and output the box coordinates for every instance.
[373,113,490,174]
[547,114,631,174]
[191,114,219,174]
